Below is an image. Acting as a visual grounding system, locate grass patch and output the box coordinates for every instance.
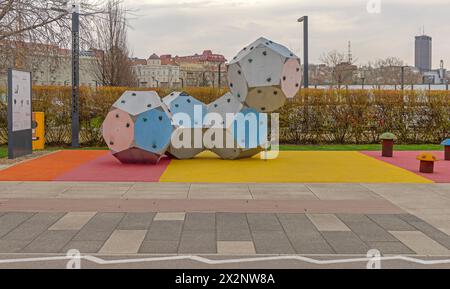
[0,146,6,158]
[279,144,443,151]
[0,145,109,159]
[1,144,442,159]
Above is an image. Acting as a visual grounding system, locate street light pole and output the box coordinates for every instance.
[71,3,80,148]
[218,63,222,92]
[401,66,405,91]
[298,16,309,89]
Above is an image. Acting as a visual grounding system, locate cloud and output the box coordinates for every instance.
[125,0,450,68]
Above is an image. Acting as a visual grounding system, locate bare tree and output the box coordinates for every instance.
[0,0,103,85]
[365,57,421,86]
[93,0,136,87]
[320,50,357,88]
[0,1,102,44]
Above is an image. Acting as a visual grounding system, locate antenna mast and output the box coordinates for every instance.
[347,41,353,63]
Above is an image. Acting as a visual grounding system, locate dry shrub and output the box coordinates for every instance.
[0,86,448,146]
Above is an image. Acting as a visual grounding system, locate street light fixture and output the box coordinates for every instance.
[51,2,80,148]
[298,16,309,89]
[152,76,159,88]
[179,77,184,88]
[389,65,409,90]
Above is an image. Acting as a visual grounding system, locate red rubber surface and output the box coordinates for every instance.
[54,153,171,182]
[362,151,450,183]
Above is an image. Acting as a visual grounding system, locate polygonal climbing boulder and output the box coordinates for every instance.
[163,91,207,159]
[204,93,268,160]
[227,37,302,112]
[102,91,174,164]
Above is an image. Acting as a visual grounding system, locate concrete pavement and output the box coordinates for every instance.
[0,182,449,269]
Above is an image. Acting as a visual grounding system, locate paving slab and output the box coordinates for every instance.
[217,241,256,255]
[49,212,96,231]
[248,184,312,194]
[307,183,373,194]
[0,212,35,238]
[366,241,416,255]
[145,221,183,241]
[277,214,335,254]
[124,183,189,199]
[390,231,450,256]
[0,240,31,253]
[130,183,191,191]
[216,213,252,241]
[251,231,295,254]
[62,240,105,254]
[183,213,215,231]
[72,213,124,242]
[406,221,450,249]
[307,214,351,232]
[116,213,155,230]
[123,191,188,199]
[0,198,405,214]
[251,191,318,200]
[154,212,185,221]
[247,214,283,231]
[139,240,179,254]
[99,230,147,254]
[311,190,381,201]
[321,231,370,255]
[337,214,398,242]
[58,186,129,199]
[2,213,64,241]
[178,230,216,254]
[0,182,68,198]
[367,214,416,231]
[363,183,436,195]
[21,230,78,253]
[188,184,252,200]
[249,184,316,200]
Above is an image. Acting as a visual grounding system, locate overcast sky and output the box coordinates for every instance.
[125,0,450,68]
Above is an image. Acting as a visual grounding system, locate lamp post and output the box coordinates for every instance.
[400,66,407,90]
[152,77,159,88]
[51,3,79,147]
[358,69,366,89]
[218,63,222,91]
[389,65,408,91]
[298,16,309,89]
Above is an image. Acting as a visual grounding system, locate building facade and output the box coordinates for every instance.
[415,35,432,72]
[132,54,181,88]
[160,50,227,88]
[0,42,99,87]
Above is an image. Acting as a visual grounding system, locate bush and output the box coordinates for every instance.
[0,86,449,145]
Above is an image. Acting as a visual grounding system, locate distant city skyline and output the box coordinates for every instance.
[125,0,450,69]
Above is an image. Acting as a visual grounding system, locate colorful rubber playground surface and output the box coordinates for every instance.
[0,150,448,183]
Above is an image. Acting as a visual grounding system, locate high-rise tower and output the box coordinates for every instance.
[415,34,432,72]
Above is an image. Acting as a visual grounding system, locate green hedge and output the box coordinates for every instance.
[0,86,449,145]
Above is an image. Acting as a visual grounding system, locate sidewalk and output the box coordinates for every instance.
[0,182,449,269]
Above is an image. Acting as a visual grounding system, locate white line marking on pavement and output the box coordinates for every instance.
[0,252,449,267]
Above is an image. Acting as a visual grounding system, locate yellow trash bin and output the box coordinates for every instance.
[32,112,45,150]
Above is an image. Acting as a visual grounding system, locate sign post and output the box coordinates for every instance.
[7,69,33,159]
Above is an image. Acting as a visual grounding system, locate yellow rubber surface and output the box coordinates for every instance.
[160,151,433,183]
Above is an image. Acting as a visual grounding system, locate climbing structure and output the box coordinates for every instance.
[102,38,301,163]
[102,91,173,164]
[227,37,302,112]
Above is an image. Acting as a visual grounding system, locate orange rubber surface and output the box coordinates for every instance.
[0,150,109,181]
